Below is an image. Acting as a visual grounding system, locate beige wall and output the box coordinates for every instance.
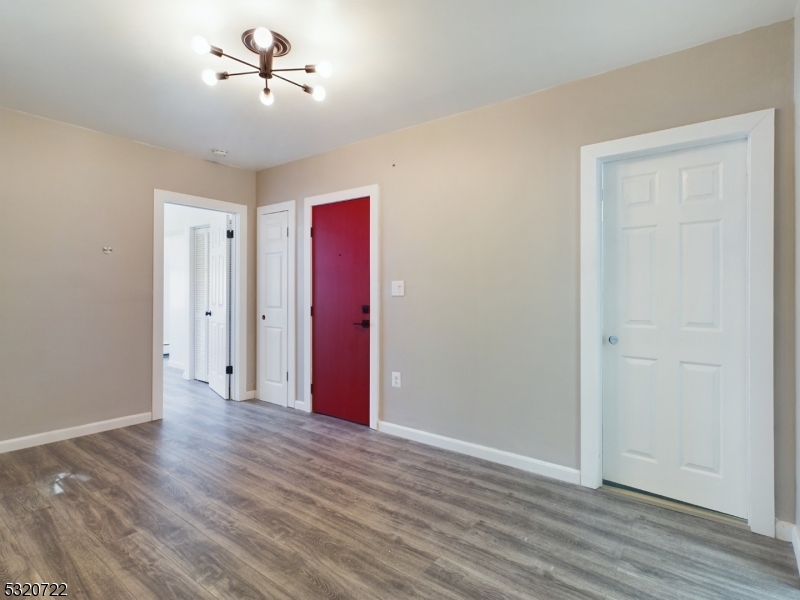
[0,108,257,441]
[258,21,796,521]
[795,14,800,530]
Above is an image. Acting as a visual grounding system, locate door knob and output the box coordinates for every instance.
[205,311,212,316]
[353,320,370,328]
[608,335,619,345]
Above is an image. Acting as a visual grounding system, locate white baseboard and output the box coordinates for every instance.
[0,412,153,454]
[776,519,795,542]
[791,526,800,575]
[777,520,800,576]
[377,421,581,485]
[294,400,310,413]
[243,390,256,400]
[168,359,185,371]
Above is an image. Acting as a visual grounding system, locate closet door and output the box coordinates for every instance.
[194,226,210,383]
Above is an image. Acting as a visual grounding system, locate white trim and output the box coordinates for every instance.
[303,185,381,429]
[257,201,297,407]
[153,189,249,419]
[776,520,795,542]
[579,110,775,536]
[243,390,256,400]
[0,413,152,454]
[378,421,581,485]
[792,526,800,575]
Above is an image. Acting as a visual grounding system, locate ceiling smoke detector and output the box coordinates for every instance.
[212,149,228,157]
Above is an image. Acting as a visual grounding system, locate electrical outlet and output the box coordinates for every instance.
[391,281,405,296]
[391,372,402,388]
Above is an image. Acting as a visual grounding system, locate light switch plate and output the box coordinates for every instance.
[391,280,405,296]
[391,372,402,388]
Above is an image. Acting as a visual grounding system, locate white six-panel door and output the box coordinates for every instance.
[259,211,289,406]
[207,220,229,399]
[602,139,748,518]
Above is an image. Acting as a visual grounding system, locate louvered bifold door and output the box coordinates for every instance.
[194,227,210,382]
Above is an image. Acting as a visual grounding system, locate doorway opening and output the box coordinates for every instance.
[163,204,233,400]
[152,189,250,420]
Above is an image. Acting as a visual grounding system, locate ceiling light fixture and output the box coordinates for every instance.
[193,29,331,106]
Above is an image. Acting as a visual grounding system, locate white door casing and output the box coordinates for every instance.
[602,139,748,518]
[207,219,229,399]
[302,185,381,429]
[260,210,289,406]
[580,109,774,536]
[193,226,210,383]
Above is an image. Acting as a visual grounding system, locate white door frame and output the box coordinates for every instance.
[580,109,775,536]
[302,185,380,429]
[153,189,249,418]
[257,201,297,407]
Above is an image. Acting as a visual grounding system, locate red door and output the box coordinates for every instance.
[312,197,370,425]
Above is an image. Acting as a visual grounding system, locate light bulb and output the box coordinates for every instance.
[202,69,218,86]
[253,27,273,50]
[315,61,333,78]
[192,35,211,55]
[312,86,326,101]
[260,88,274,106]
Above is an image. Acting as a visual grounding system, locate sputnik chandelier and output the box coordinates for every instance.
[192,27,332,105]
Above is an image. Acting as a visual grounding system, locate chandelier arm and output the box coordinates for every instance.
[271,68,307,72]
[220,52,259,70]
[272,73,305,89]
[226,71,259,77]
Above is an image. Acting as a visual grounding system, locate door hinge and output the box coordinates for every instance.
[310,383,313,394]
[287,227,289,237]
[310,306,313,317]
[310,227,313,238]
[286,371,289,382]
[227,229,234,239]
[226,365,233,375]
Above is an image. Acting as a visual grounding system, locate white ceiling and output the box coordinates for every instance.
[0,1,796,170]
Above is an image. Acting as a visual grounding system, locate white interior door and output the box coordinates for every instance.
[602,139,748,518]
[208,220,229,399]
[259,211,289,406]
[193,226,210,383]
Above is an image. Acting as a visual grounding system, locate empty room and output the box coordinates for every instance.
[2,1,800,598]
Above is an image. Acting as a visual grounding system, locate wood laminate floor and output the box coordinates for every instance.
[1,363,798,599]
